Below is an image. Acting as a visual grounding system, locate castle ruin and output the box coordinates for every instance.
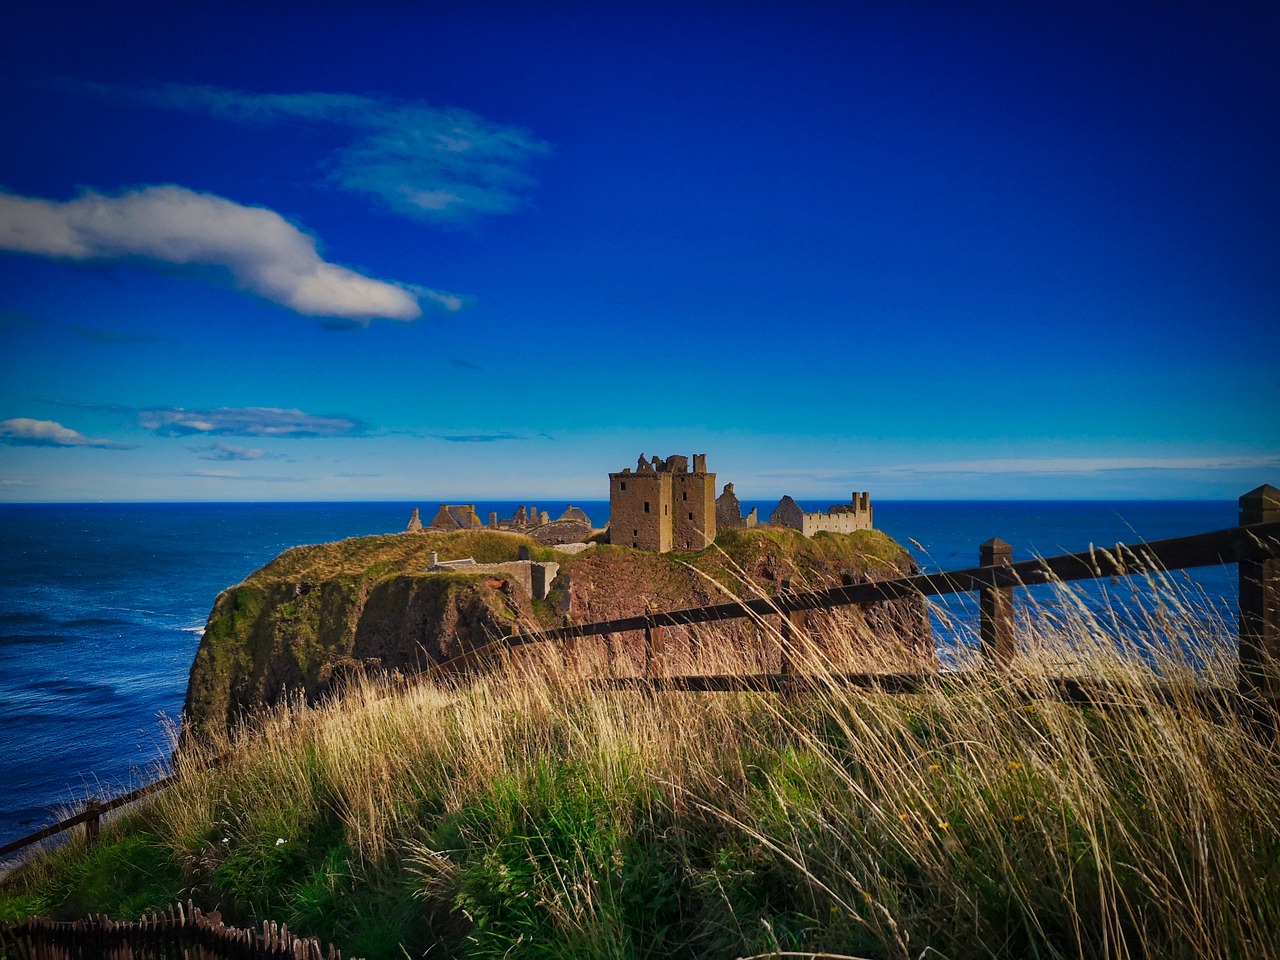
[770,492,873,536]
[715,482,758,531]
[609,453,717,552]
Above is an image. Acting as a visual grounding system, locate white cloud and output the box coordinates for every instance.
[93,83,552,224]
[0,185,428,322]
[140,406,361,437]
[0,418,127,448]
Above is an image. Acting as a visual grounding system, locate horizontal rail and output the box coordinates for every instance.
[0,775,175,860]
[586,671,1250,714]
[495,520,1280,648]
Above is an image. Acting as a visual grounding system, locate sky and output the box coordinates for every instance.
[1,2,1277,502]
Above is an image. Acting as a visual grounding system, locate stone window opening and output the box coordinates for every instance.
[688,512,694,520]
[682,492,687,501]
[620,481,627,491]
[644,501,650,513]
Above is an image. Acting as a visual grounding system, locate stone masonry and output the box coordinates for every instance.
[770,492,874,535]
[715,482,758,530]
[609,453,717,552]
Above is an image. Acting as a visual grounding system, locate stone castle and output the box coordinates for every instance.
[609,453,719,552]
[610,452,872,552]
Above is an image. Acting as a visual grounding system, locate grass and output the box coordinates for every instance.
[4,571,1279,959]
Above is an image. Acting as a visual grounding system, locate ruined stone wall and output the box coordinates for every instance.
[716,483,757,531]
[609,469,672,551]
[801,510,874,535]
[772,493,874,536]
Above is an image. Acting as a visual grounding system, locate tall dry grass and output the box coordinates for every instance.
[6,569,1279,959]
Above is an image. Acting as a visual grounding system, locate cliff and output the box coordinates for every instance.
[184,526,932,737]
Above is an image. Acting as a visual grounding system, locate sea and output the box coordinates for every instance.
[0,499,1241,850]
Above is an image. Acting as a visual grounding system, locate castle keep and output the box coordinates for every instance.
[610,453,717,552]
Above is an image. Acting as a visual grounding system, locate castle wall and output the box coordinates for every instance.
[772,492,874,536]
[672,469,716,550]
[609,468,672,552]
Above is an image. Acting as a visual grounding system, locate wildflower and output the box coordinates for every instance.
[221,837,230,844]
[1009,761,1022,771]
[1012,815,1025,823]
[937,821,950,830]
[898,813,909,821]
[1023,705,1036,714]
[928,763,941,772]
[276,837,286,846]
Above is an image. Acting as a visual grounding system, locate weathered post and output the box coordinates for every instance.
[979,538,1015,669]
[83,796,101,846]
[1239,485,1280,702]
[779,579,805,675]
[644,602,664,678]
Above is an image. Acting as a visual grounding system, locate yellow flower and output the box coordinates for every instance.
[1023,705,1036,714]
[1012,814,1025,823]
[1008,761,1022,771]
[937,820,950,830]
[898,813,909,821]
[928,763,941,772]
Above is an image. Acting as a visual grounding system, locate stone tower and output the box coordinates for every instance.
[608,453,716,552]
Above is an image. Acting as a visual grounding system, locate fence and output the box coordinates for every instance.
[0,901,341,960]
[446,484,1280,697]
[3,486,1278,865]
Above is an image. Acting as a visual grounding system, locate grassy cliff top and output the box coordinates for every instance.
[237,530,562,587]
[230,526,911,595]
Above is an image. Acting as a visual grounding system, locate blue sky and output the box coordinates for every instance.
[1,2,1276,501]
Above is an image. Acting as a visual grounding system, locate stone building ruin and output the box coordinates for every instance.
[715,482,758,531]
[407,502,595,546]
[609,453,717,552]
[770,492,874,536]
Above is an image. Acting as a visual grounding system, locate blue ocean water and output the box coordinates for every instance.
[0,499,1240,850]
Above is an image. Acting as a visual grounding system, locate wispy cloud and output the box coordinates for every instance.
[189,441,276,461]
[89,82,552,225]
[0,185,435,322]
[73,325,166,345]
[450,357,483,371]
[141,406,362,438]
[185,469,303,482]
[438,432,521,443]
[0,417,129,448]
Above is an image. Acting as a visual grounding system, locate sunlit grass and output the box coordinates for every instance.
[4,572,1278,959]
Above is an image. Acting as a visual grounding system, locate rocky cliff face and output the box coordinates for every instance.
[184,527,933,737]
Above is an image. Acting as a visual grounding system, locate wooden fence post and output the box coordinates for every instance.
[644,603,664,678]
[979,538,1015,669]
[779,579,804,675]
[1239,484,1280,702]
[83,797,101,846]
